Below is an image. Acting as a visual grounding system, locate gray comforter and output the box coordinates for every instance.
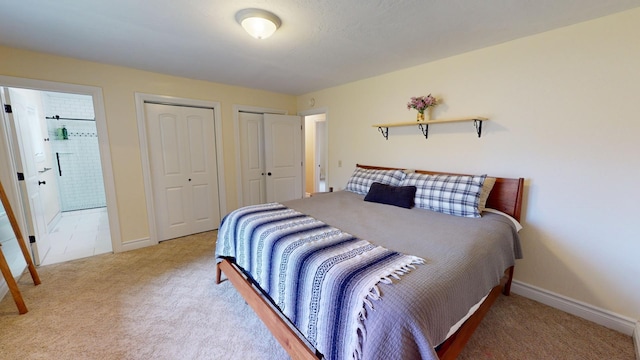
[283,191,522,360]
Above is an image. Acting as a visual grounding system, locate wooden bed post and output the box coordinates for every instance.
[216,262,222,284]
[503,266,514,295]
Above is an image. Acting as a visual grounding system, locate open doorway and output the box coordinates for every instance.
[303,112,328,196]
[1,83,114,266]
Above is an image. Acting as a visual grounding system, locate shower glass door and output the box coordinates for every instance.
[47,108,106,212]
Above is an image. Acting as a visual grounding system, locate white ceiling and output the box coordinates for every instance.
[2,1,638,95]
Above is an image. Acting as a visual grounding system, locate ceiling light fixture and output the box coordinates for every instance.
[235,8,281,40]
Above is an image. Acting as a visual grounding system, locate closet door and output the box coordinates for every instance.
[144,103,221,241]
[238,112,266,206]
[264,114,303,203]
[238,113,303,206]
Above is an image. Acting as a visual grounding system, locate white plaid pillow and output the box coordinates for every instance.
[402,173,487,217]
[345,167,406,195]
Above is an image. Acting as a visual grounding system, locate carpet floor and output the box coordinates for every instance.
[0,231,634,359]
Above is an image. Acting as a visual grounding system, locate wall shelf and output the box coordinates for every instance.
[373,117,488,140]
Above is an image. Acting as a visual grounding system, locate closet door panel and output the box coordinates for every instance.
[239,112,266,206]
[264,114,302,203]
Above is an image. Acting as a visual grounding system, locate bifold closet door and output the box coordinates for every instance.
[238,112,266,206]
[144,103,221,241]
[263,114,302,203]
[238,112,303,206]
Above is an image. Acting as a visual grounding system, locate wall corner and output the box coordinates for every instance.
[634,321,639,360]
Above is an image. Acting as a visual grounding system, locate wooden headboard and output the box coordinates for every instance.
[356,164,525,222]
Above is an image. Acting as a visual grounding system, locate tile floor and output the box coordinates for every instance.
[41,207,112,266]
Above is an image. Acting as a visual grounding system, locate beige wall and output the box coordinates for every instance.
[297,9,640,321]
[0,46,297,245]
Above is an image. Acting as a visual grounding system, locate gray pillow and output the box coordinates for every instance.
[345,167,407,195]
[401,173,486,217]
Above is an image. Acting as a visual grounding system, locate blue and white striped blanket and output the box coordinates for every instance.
[216,203,424,360]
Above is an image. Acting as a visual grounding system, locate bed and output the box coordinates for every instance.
[216,164,524,359]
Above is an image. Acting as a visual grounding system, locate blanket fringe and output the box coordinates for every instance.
[351,256,425,360]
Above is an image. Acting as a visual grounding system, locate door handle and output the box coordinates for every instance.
[267,172,272,176]
[38,180,46,186]
[56,152,62,176]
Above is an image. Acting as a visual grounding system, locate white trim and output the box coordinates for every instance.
[233,105,287,207]
[298,108,329,192]
[0,282,7,302]
[511,280,636,336]
[297,107,328,117]
[634,321,640,360]
[134,93,226,246]
[0,89,28,298]
[120,236,154,252]
[0,75,122,253]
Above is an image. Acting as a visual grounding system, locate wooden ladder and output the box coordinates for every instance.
[0,179,41,314]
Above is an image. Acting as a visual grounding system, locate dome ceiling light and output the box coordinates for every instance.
[235,8,281,40]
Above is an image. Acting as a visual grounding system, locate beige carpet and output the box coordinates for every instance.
[0,231,634,360]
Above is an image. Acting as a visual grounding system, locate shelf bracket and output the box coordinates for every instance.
[418,123,429,139]
[473,119,483,138]
[377,126,389,140]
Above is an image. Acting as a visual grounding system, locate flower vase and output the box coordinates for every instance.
[417,112,425,122]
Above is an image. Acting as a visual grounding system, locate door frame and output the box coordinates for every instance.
[0,75,122,252]
[3,88,51,265]
[299,107,329,193]
[135,93,226,246]
[233,105,287,207]
[313,117,327,192]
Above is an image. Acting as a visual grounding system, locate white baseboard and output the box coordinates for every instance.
[634,321,639,360]
[0,281,8,302]
[120,237,156,252]
[511,280,636,336]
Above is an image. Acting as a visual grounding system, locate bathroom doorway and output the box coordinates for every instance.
[302,112,328,195]
[1,86,113,266]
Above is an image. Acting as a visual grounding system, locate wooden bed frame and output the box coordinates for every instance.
[216,164,524,359]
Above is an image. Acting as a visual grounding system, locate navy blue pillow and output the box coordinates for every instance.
[364,182,417,209]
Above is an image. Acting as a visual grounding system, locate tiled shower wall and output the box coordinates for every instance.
[43,92,106,212]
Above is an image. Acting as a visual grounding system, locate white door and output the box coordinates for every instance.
[144,103,221,241]
[2,88,51,265]
[264,114,303,203]
[238,112,266,205]
[238,113,303,206]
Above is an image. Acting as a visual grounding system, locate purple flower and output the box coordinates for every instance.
[407,94,437,112]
